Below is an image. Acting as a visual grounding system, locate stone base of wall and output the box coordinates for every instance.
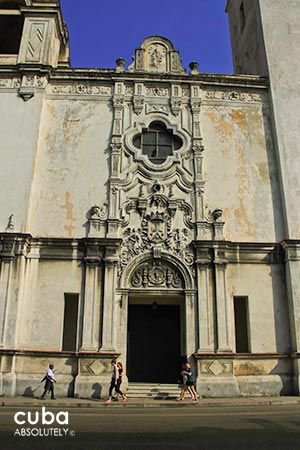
[238,375,293,396]
[195,355,296,397]
[0,352,298,398]
[74,375,109,399]
[0,352,117,399]
[197,376,240,397]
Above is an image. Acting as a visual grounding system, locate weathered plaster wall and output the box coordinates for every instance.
[226,0,300,239]
[0,92,44,233]
[19,260,82,349]
[259,0,300,239]
[29,98,112,238]
[227,263,290,353]
[202,102,284,242]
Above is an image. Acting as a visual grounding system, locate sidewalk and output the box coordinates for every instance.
[1,395,300,409]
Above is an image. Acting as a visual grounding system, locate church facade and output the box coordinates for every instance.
[0,0,299,398]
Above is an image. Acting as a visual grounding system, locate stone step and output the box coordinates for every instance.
[127,383,181,399]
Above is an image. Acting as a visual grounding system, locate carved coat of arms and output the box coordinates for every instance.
[147,212,168,243]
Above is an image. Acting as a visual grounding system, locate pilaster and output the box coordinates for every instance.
[0,234,31,348]
[100,247,119,352]
[196,248,215,353]
[0,257,12,348]
[190,85,206,229]
[214,247,233,353]
[80,254,102,352]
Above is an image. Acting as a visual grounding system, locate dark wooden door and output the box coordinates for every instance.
[127,304,181,383]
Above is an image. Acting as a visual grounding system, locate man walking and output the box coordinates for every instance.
[41,364,56,400]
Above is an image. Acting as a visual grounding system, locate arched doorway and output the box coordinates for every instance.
[125,259,187,384]
[127,295,185,383]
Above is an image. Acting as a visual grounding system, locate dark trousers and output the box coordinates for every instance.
[41,380,55,399]
[109,378,124,397]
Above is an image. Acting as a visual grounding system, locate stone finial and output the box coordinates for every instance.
[90,205,107,220]
[5,214,15,232]
[212,208,223,221]
[115,57,126,73]
[189,60,199,75]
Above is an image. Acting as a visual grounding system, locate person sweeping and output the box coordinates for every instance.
[41,364,56,400]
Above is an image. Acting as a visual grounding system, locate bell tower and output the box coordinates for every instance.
[0,0,69,68]
[226,0,300,240]
[226,0,300,394]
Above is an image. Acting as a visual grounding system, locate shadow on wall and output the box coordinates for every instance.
[261,106,285,241]
[23,386,38,397]
[91,383,102,399]
[269,364,295,396]
[65,357,78,397]
[270,263,292,355]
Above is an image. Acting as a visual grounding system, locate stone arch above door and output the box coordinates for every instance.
[130,259,184,289]
[119,252,194,291]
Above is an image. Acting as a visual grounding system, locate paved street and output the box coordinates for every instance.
[0,404,299,450]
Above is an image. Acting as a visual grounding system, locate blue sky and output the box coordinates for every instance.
[60,0,233,74]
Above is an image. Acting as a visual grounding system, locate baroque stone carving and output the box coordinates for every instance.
[182,86,190,98]
[125,86,134,96]
[88,204,108,237]
[205,206,223,223]
[170,98,182,116]
[133,96,144,115]
[204,90,263,103]
[146,104,169,114]
[131,261,183,288]
[147,44,167,72]
[51,84,112,95]
[90,205,107,220]
[145,86,169,97]
[0,78,21,89]
[119,189,194,272]
[129,37,185,74]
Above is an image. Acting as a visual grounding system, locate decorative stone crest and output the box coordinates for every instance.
[130,261,183,289]
[119,185,194,272]
[129,36,185,74]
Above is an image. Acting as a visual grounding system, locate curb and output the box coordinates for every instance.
[1,397,300,409]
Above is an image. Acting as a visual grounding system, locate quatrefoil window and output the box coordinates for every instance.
[133,121,183,164]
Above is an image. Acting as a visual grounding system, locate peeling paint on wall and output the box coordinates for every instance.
[60,191,76,237]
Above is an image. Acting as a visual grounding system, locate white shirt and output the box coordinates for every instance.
[46,368,55,383]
